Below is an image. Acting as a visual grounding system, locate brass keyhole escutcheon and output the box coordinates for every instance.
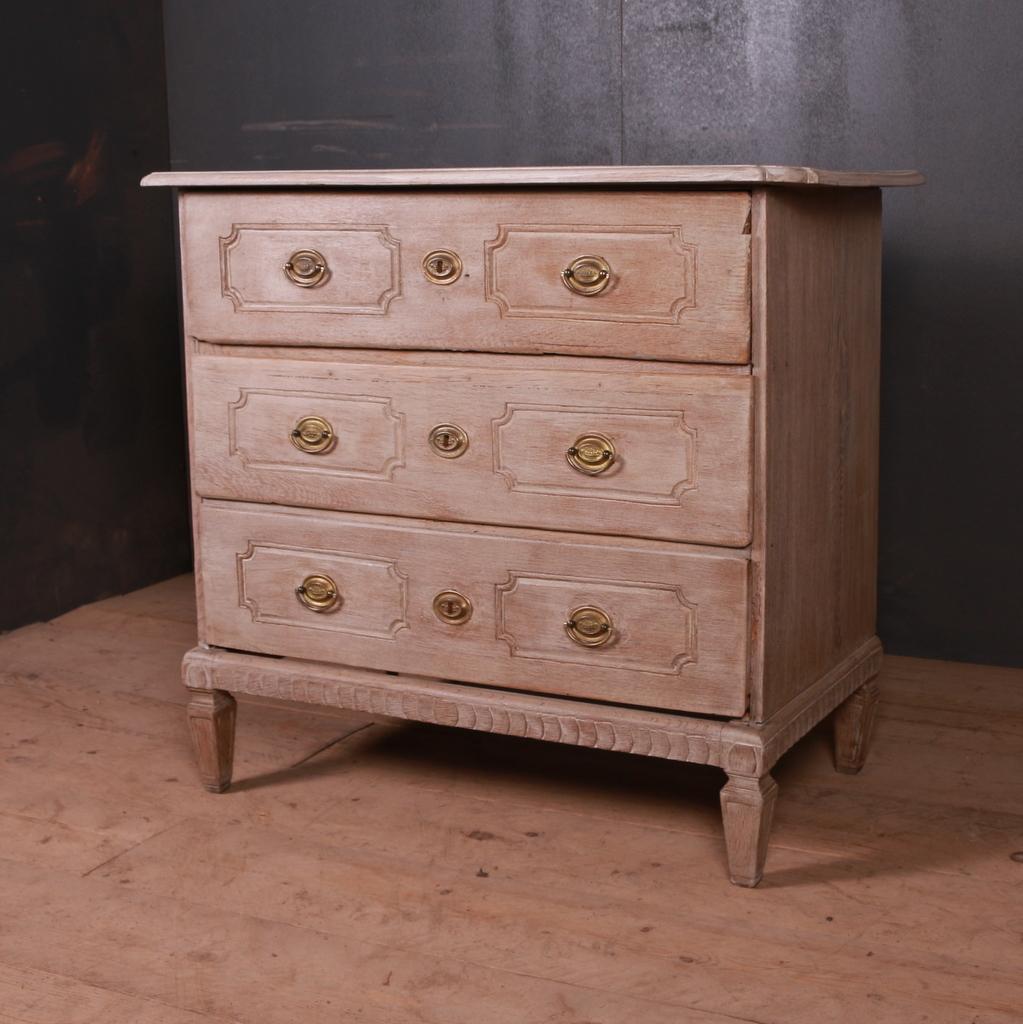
[428,422,469,458]
[566,432,616,475]
[422,248,463,285]
[433,590,473,625]
[284,248,329,287]
[290,415,336,455]
[565,606,613,647]
[561,254,612,296]
[296,573,342,613]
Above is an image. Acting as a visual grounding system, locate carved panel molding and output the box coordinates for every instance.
[181,636,883,777]
[492,402,697,504]
[236,541,409,639]
[484,223,697,325]
[494,571,698,675]
[227,388,405,480]
[219,222,401,314]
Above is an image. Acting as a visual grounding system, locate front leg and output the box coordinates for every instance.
[833,678,880,774]
[186,689,237,792]
[720,773,778,887]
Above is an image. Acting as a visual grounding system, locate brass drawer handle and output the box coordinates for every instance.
[428,423,469,458]
[561,254,611,295]
[296,573,341,613]
[566,432,615,475]
[565,606,613,647]
[290,415,336,454]
[433,590,472,625]
[422,248,463,285]
[284,248,328,287]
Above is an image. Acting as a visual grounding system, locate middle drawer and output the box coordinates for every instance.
[191,350,752,547]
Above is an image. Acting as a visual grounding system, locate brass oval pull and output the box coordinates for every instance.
[422,248,463,285]
[566,432,615,475]
[284,248,328,287]
[295,573,341,613]
[428,423,469,459]
[290,415,336,455]
[561,254,611,296]
[433,590,473,625]
[565,606,613,647]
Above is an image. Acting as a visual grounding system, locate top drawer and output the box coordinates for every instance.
[179,190,751,363]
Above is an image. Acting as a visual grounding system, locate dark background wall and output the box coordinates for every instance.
[0,2,191,632]
[7,1,1019,669]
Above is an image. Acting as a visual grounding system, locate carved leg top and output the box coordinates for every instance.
[186,688,237,793]
[720,773,778,888]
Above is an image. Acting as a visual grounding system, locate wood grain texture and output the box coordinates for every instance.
[193,341,751,375]
[196,500,750,716]
[178,189,751,362]
[8,576,1021,1023]
[749,186,884,720]
[719,773,778,887]
[181,634,883,778]
[182,634,880,887]
[185,688,236,792]
[191,349,753,546]
[166,174,903,888]
[182,646,752,769]
[757,637,882,771]
[833,678,881,774]
[142,165,925,188]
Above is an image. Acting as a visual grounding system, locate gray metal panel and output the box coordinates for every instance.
[163,0,622,169]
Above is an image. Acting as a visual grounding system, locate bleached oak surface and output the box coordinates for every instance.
[197,501,752,715]
[142,164,925,189]
[1,575,1020,1023]
[191,348,754,546]
[172,175,906,884]
[178,188,751,361]
[749,188,883,721]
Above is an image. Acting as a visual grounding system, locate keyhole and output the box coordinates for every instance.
[428,423,468,458]
[433,590,471,624]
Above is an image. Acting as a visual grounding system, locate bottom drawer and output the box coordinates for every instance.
[198,500,749,716]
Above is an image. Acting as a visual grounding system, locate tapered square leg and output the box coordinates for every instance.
[720,773,778,887]
[186,688,236,792]
[833,678,880,774]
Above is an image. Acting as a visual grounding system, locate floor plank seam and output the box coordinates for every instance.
[64,865,780,1021]
[4,581,1022,1022]
[0,955,246,1024]
[287,722,376,769]
[103,829,1021,1005]
[79,821,187,879]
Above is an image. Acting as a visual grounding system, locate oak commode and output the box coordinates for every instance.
[143,163,923,886]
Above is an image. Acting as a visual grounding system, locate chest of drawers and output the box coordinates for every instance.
[144,164,922,886]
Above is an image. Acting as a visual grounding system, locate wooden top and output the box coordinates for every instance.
[141,164,924,190]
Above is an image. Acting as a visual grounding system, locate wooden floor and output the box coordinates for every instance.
[1,576,1021,1024]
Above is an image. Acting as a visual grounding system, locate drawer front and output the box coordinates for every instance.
[192,352,753,547]
[199,502,749,715]
[181,190,750,363]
